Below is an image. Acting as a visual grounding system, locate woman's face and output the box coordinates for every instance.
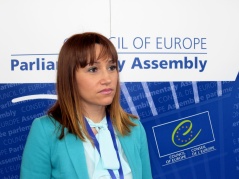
[75,44,118,110]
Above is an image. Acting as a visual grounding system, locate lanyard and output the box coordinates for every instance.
[84,113,124,179]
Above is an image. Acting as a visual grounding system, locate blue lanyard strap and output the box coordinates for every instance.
[106,113,124,179]
[84,113,124,179]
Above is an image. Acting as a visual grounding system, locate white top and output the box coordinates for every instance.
[82,117,133,179]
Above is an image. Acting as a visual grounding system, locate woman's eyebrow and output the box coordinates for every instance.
[86,61,99,65]
[107,59,115,64]
[86,59,115,65]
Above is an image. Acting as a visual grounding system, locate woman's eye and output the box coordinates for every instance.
[88,67,98,73]
[109,65,117,71]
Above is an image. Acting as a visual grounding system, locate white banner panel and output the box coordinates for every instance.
[0,0,238,83]
[0,0,111,83]
[110,0,239,82]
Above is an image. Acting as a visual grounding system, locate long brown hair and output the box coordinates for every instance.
[48,32,137,141]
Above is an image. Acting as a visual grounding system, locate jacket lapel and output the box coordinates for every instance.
[64,133,89,179]
[118,134,138,179]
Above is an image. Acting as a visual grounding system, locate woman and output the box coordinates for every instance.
[20,32,152,179]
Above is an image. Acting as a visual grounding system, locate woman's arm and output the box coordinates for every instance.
[138,121,153,179]
[20,118,52,179]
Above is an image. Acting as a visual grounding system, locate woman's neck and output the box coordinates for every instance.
[83,105,106,123]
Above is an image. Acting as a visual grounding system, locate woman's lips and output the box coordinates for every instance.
[99,88,113,94]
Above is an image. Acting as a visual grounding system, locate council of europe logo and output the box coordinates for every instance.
[172,119,202,148]
[153,111,215,157]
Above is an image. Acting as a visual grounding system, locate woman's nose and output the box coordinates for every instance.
[100,70,111,85]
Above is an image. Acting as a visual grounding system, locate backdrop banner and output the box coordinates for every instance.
[0,1,239,178]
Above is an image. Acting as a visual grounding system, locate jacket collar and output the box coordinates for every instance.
[118,134,137,179]
[64,132,89,179]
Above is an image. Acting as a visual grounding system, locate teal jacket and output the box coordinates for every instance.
[20,116,152,179]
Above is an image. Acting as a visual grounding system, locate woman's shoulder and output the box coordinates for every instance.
[119,117,147,147]
[129,116,141,126]
[32,115,58,125]
[128,116,145,133]
[30,115,61,135]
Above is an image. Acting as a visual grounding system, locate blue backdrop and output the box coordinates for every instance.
[0,74,239,178]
